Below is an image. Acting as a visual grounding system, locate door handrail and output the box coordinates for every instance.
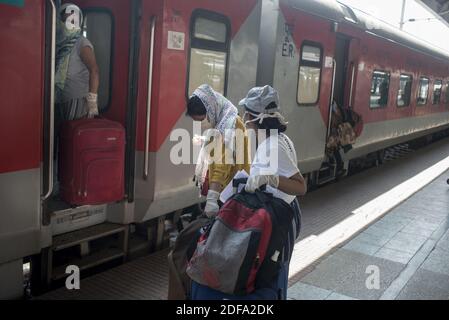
[327,58,337,139]
[349,62,356,108]
[42,0,57,201]
[144,16,156,180]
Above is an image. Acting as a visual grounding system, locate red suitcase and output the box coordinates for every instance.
[59,118,126,206]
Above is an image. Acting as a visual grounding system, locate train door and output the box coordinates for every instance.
[325,32,359,177]
[41,0,136,233]
[333,34,351,109]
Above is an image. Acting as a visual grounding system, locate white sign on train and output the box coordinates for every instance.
[168,31,185,51]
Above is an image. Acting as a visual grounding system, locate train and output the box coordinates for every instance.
[1,0,449,299]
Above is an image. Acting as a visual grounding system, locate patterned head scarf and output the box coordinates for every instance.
[192,84,238,147]
[55,3,83,103]
[191,84,238,191]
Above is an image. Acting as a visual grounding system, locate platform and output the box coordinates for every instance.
[37,137,449,300]
[288,170,449,300]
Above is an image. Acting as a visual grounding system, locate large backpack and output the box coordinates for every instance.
[186,189,294,296]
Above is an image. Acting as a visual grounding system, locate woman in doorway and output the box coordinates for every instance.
[53,3,100,195]
[55,3,100,123]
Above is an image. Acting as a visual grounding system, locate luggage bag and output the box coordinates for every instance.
[59,118,126,206]
[188,178,294,300]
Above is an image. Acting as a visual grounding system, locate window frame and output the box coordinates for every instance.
[396,74,413,108]
[186,9,231,99]
[432,79,443,105]
[417,76,430,106]
[82,8,115,112]
[369,69,391,109]
[296,40,323,106]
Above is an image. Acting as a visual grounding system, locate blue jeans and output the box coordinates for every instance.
[191,261,289,300]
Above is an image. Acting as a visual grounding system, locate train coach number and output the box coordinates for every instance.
[282,23,294,58]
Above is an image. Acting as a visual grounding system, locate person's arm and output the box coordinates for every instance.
[208,138,231,193]
[277,172,307,196]
[80,46,99,94]
[204,140,231,217]
[209,182,223,193]
[80,46,100,118]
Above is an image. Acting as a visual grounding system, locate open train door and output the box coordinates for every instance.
[42,0,139,228]
[326,3,362,143]
[34,0,144,290]
[324,9,361,179]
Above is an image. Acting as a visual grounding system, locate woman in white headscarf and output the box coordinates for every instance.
[55,3,99,124]
[186,84,251,217]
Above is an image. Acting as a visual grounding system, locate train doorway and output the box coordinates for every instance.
[41,0,143,238]
[320,33,353,184]
[334,34,351,108]
[326,34,351,144]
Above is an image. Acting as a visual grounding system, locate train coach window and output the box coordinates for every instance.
[370,71,390,108]
[417,77,430,106]
[432,80,442,105]
[188,10,231,96]
[194,17,227,43]
[297,42,322,105]
[83,10,113,112]
[397,74,412,107]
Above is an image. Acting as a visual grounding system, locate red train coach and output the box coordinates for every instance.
[1,0,449,299]
[258,0,449,179]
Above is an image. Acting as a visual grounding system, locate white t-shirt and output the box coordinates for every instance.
[250,133,300,204]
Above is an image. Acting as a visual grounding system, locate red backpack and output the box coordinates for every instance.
[186,187,294,296]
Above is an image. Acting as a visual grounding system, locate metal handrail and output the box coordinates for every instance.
[42,0,57,201]
[327,58,337,139]
[349,63,356,108]
[144,17,156,180]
